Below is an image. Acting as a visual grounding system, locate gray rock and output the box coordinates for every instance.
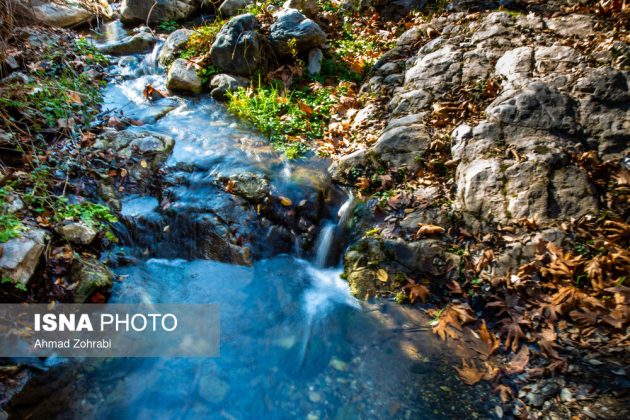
[545,14,594,38]
[0,228,49,285]
[210,14,263,76]
[328,149,367,183]
[384,238,459,280]
[269,8,326,56]
[534,46,582,75]
[210,73,249,100]
[495,46,533,84]
[166,58,203,95]
[4,194,24,213]
[404,45,462,95]
[98,32,156,56]
[31,0,99,28]
[372,114,430,170]
[486,82,578,136]
[526,392,544,408]
[56,222,97,245]
[94,129,175,170]
[283,0,318,17]
[226,172,270,202]
[218,0,254,17]
[121,0,203,23]
[158,29,193,66]
[71,258,114,303]
[574,67,630,105]
[307,48,323,75]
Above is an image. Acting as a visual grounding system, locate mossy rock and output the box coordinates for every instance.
[71,258,114,303]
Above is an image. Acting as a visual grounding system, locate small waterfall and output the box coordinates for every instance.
[139,41,163,74]
[312,193,355,268]
[314,222,335,267]
[337,191,354,226]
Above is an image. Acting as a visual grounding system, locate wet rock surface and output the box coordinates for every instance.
[166,58,203,95]
[158,29,193,66]
[97,31,156,56]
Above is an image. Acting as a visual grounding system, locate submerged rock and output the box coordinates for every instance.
[269,8,326,56]
[159,29,193,66]
[98,32,156,56]
[210,14,263,76]
[166,58,203,95]
[0,228,49,285]
[71,258,114,303]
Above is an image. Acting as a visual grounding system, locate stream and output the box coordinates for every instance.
[6,23,493,419]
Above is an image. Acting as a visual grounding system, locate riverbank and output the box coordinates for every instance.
[1,1,628,418]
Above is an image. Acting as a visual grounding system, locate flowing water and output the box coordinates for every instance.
[6,22,493,419]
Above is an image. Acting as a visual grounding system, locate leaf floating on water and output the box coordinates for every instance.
[140,160,148,168]
[279,196,292,207]
[376,268,388,283]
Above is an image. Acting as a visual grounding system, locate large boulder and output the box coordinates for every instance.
[121,0,204,24]
[158,29,193,66]
[210,74,249,100]
[30,0,110,28]
[0,228,49,285]
[98,31,156,56]
[218,0,254,17]
[269,8,326,56]
[166,58,203,95]
[210,14,263,76]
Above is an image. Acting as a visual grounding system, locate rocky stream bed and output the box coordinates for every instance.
[0,0,629,419]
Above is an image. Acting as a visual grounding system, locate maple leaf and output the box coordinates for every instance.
[475,249,495,273]
[569,308,599,327]
[475,320,500,358]
[405,284,429,304]
[454,359,484,385]
[538,325,561,359]
[495,384,514,403]
[505,345,530,375]
[501,321,525,353]
[455,359,499,385]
